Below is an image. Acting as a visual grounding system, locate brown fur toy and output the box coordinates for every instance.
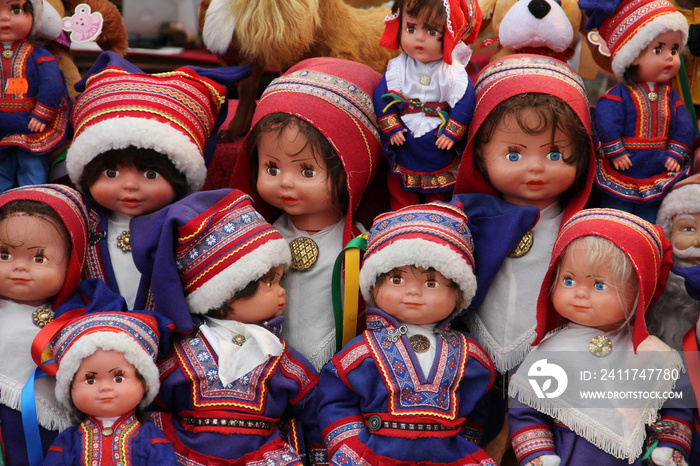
[44,0,128,101]
[199,0,398,141]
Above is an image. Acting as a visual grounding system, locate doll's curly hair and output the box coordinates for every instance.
[0,200,70,256]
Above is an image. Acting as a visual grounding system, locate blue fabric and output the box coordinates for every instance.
[0,404,57,466]
[0,149,48,192]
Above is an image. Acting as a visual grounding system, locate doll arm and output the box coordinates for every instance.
[317,344,372,457]
[281,347,329,465]
[31,47,68,126]
[373,75,407,144]
[664,90,694,172]
[594,85,634,170]
[508,398,560,466]
[141,422,178,464]
[650,447,688,466]
[437,79,475,145]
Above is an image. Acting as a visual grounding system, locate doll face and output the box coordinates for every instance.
[400,11,444,64]
[479,109,577,210]
[630,30,682,84]
[552,243,633,332]
[71,349,145,419]
[256,123,342,232]
[89,165,177,217]
[372,266,457,325]
[223,264,287,324]
[0,213,68,306]
[0,0,32,42]
[669,212,700,265]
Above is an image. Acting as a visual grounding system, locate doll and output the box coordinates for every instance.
[317,201,496,465]
[646,174,700,350]
[451,54,595,374]
[229,57,384,371]
[43,311,177,465]
[580,0,694,224]
[374,0,481,209]
[145,188,328,464]
[65,51,249,311]
[0,184,88,464]
[508,208,692,465]
[0,0,71,191]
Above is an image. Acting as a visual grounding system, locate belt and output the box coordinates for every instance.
[365,414,457,433]
[181,416,277,430]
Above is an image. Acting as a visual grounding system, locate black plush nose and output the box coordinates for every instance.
[528,0,551,19]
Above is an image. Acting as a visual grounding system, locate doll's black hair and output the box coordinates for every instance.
[205,266,281,320]
[473,93,590,207]
[78,146,189,210]
[246,113,349,212]
[0,200,71,256]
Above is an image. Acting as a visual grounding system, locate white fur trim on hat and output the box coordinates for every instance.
[187,237,292,315]
[656,184,700,238]
[359,238,477,312]
[66,117,207,192]
[611,11,688,79]
[54,332,160,413]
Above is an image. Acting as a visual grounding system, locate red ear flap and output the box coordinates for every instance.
[379,11,401,50]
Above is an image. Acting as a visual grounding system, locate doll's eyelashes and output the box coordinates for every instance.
[264,162,280,176]
[143,170,161,180]
[300,165,316,178]
[103,169,119,178]
[506,151,522,162]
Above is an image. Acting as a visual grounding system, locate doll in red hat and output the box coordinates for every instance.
[508,209,692,465]
[374,0,481,210]
[580,0,694,224]
[231,57,384,372]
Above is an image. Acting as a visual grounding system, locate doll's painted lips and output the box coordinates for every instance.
[281,196,296,205]
[10,277,29,282]
[121,198,140,207]
[526,180,545,189]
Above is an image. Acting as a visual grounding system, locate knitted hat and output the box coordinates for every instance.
[0,184,88,308]
[130,188,290,332]
[379,0,482,64]
[67,52,250,193]
[237,57,383,244]
[175,190,291,315]
[51,311,160,412]
[579,0,689,80]
[453,54,595,225]
[359,201,476,312]
[534,208,673,351]
[656,174,700,239]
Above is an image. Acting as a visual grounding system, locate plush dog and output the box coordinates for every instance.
[199,0,398,141]
[479,0,583,61]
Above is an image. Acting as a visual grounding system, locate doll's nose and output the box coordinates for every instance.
[280,175,293,188]
[527,161,544,173]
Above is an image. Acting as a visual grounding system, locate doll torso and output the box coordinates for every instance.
[274,213,346,371]
[318,308,496,465]
[594,82,693,202]
[467,202,563,372]
[152,325,323,464]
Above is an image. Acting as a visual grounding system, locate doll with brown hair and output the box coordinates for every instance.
[230,57,384,371]
[0,0,71,191]
[317,202,496,465]
[580,0,694,224]
[65,52,248,313]
[43,310,177,465]
[508,209,692,465]
[0,184,88,465]
[374,0,481,209]
[452,54,595,376]
[145,189,327,464]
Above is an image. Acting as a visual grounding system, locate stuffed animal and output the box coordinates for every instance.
[44,0,127,101]
[198,0,398,141]
[479,0,583,61]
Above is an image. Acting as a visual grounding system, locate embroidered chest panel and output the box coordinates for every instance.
[175,334,281,412]
[365,322,468,419]
[80,414,141,465]
[0,41,32,99]
[629,83,671,138]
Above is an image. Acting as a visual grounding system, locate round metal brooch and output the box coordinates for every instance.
[409,335,430,353]
[289,237,319,271]
[509,231,534,258]
[589,335,612,357]
[32,308,54,328]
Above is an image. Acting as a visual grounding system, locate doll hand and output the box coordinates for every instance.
[436,134,455,150]
[28,118,46,133]
[650,446,688,466]
[525,455,561,466]
[390,129,407,146]
[611,154,632,171]
[664,157,681,172]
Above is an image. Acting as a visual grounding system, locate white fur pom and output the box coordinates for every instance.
[203,0,237,54]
